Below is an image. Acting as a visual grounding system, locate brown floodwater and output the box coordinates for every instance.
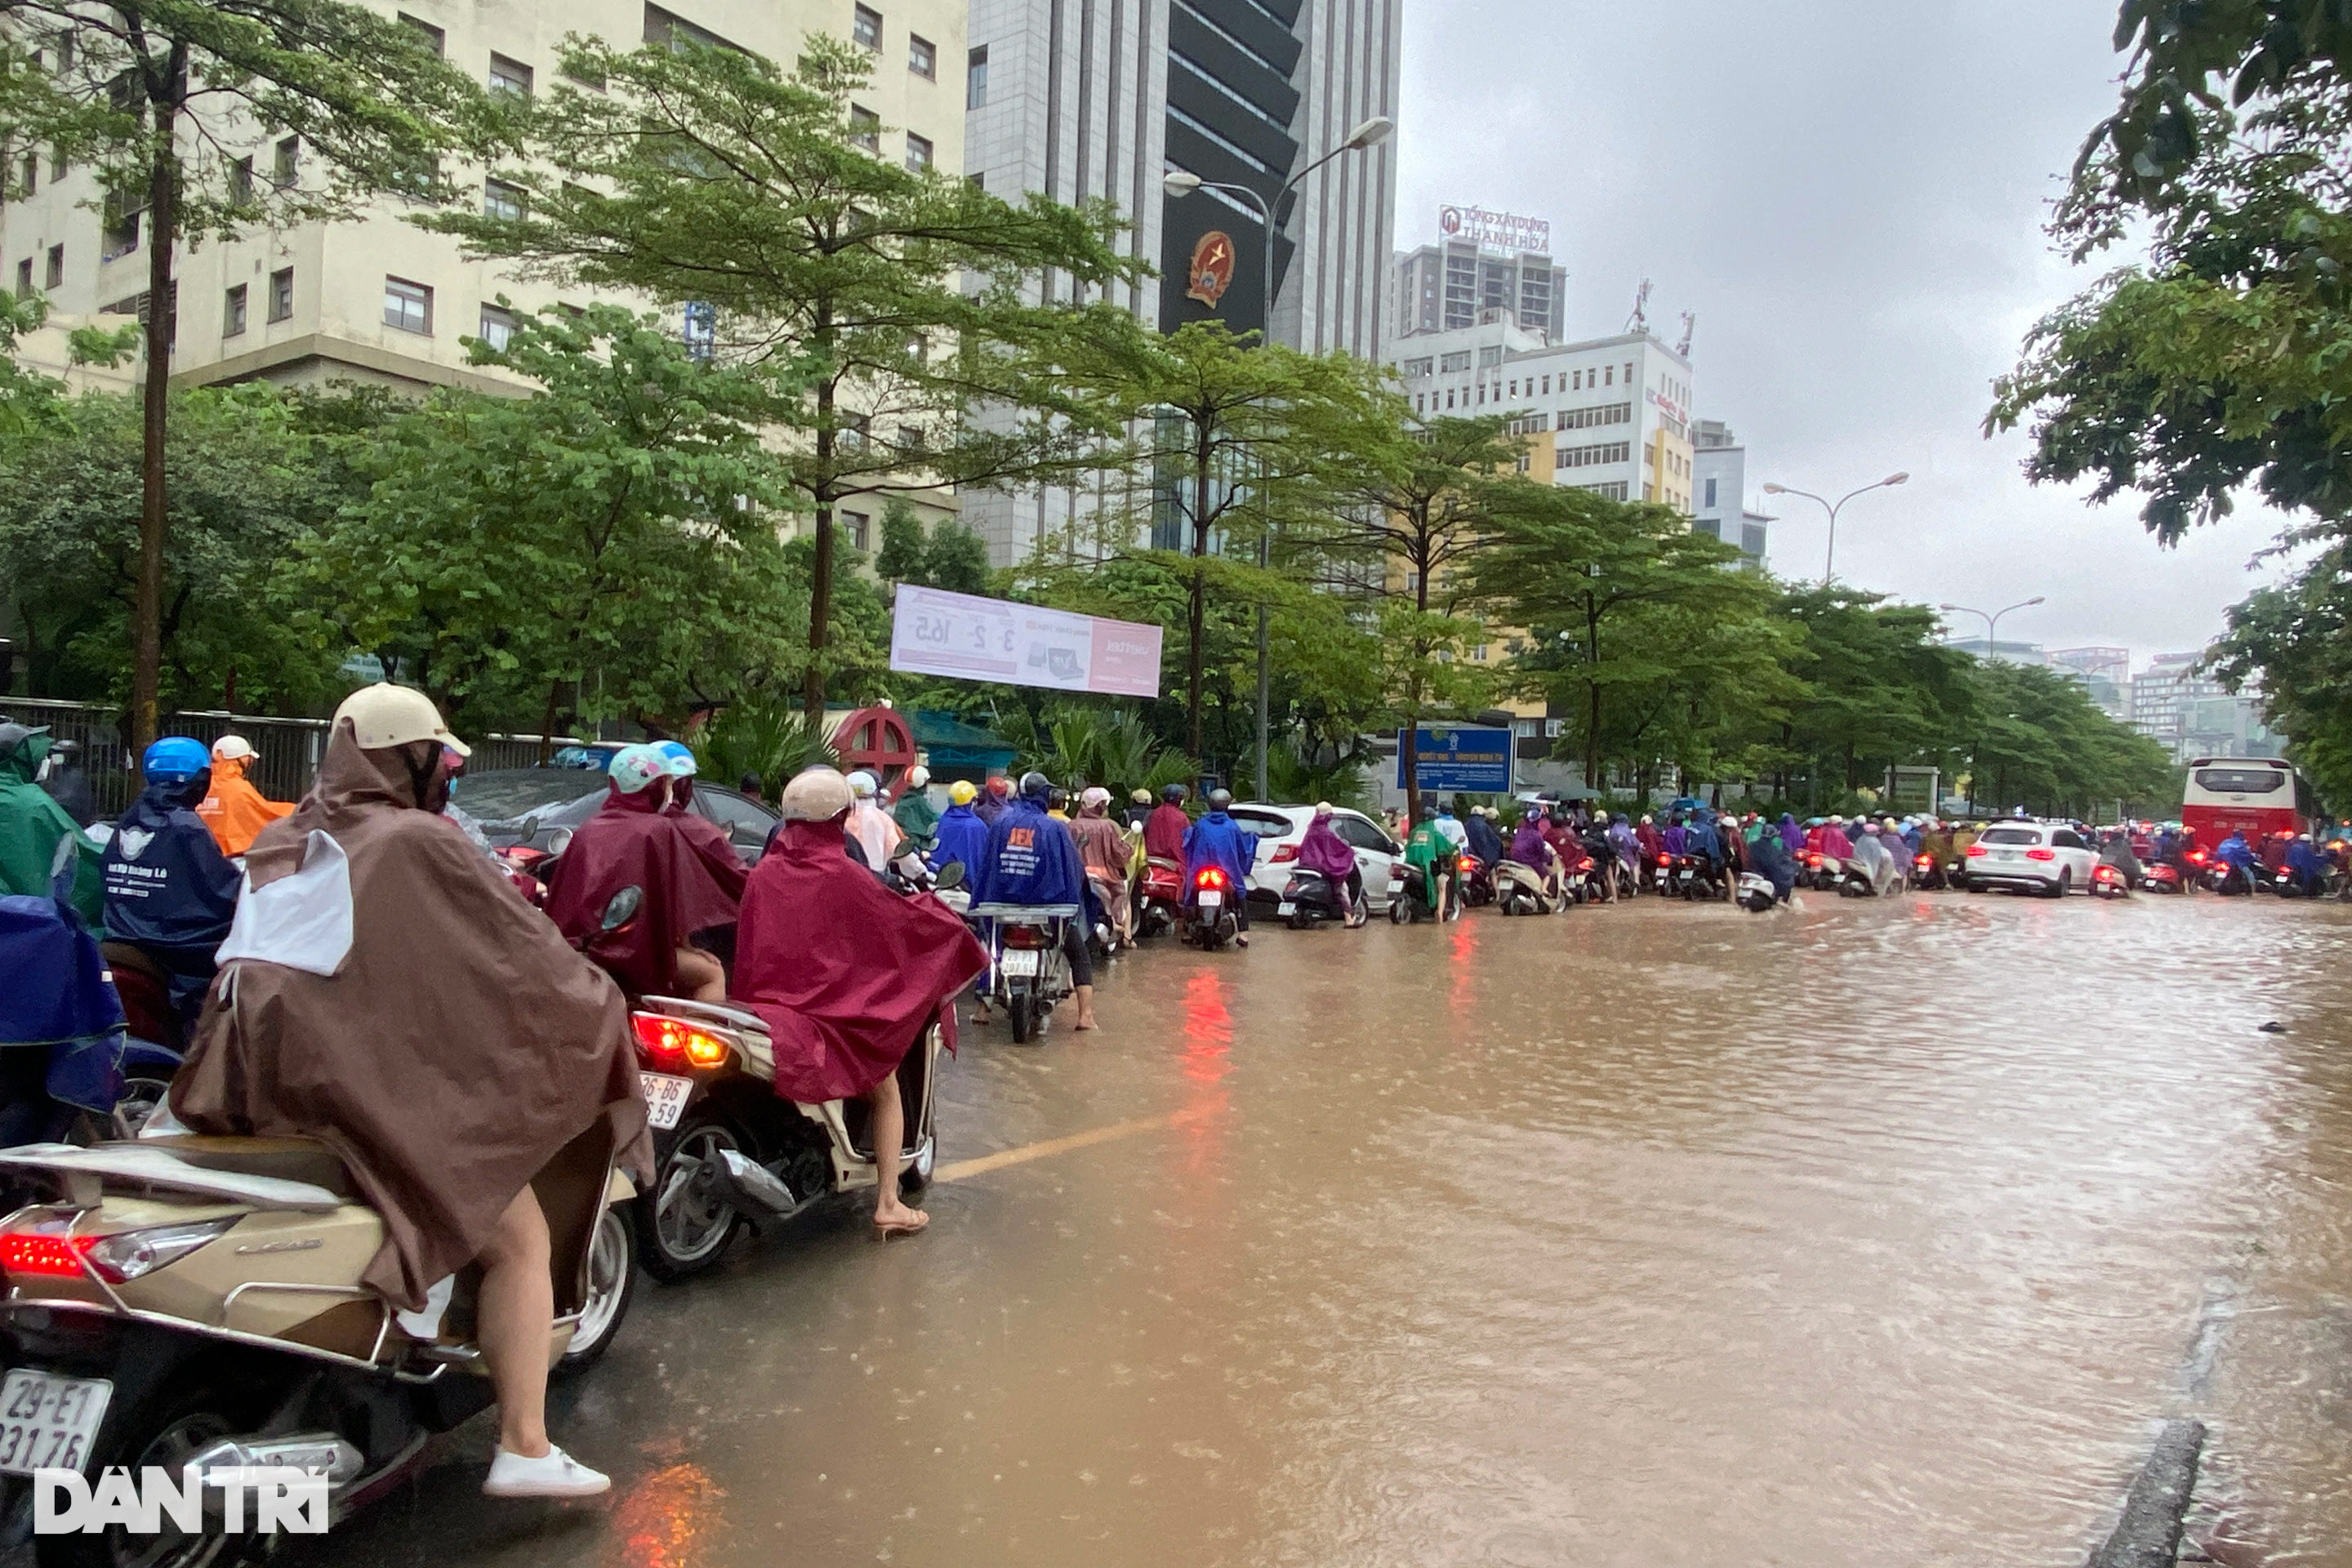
[295,891,2352,1568]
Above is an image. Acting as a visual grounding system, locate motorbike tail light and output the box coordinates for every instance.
[632,1013,732,1067]
[2189,851,2207,864]
[1002,925,1045,949]
[1656,854,1671,866]
[1271,844,1297,862]
[1965,844,1987,857]
[0,1232,87,1278]
[1196,867,1227,890]
[2025,847,2056,862]
[1914,855,1932,868]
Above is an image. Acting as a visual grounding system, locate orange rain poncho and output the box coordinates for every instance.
[195,753,294,856]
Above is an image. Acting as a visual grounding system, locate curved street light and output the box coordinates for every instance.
[1162,114,1395,802]
[1761,472,1909,586]
[1938,595,2047,654]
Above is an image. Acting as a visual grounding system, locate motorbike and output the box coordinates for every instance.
[627,996,947,1281]
[2206,858,2256,896]
[1677,854,1726,902]
[978,899,1079,1038]
[1280,866,1364,930]
[1455,857,1495,910]
[1909,853,1950,892]
[1735,871,1780,913]
[1137,856,1185,940]
[2091,862,2132,899]
[0,1135,638,1562]
[1494,858,1565,916]
[1184,866,1241,950]
[2138,862,2185,894]
[1649,853,1677,896]
[1388,858,1463,924]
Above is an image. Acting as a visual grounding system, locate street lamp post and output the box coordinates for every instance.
[1165,114,1393,803]
[1761,472,1910,586]
[1937,595,2047,655]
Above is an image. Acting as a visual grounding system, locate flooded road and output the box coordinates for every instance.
[301,892,2352,1567]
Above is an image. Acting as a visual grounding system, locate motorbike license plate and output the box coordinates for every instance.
[1000,948,1042,977]
[1197,889,1223,909]
[0,1371,110,1476]
[1277,901,1295,915]
[639,1071,693,1132]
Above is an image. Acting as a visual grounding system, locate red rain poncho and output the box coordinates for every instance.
[731,817,987,1102]
[666,782,750,903]
[542,786,741,997]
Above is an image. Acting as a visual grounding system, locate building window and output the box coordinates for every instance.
[488,53,533,94]
[1477,345,1501,368]
[1704,478,1717,508]
[477,303,518,350]
[1414,394,1423,412]
[100,195,140,261]
[483,178,526,221]
[398,12,445,54]
[966,46,988,108]
[47,145,65,181]
[1472,644,1488,662]
[905,131,932,171]
[853,4,882,49]
[1446,390,1454,409]
[1602,366,1612,385]
[1540,374,1549,394]
[268,266,294,322]
[383,275,432,334]
[683,300,715,360]
[1401,356,1432,377]
[273,136,299,186]
[229,156,254,206]
[43,244,61,289]
[13,259,29,298]
[843,510,871,550]
[849,105,880,149]
[223,283,247,336]
[1624,361,1635,383]
[1439,350,1470,372]
[908,33,934,77]
[16,149,36,194]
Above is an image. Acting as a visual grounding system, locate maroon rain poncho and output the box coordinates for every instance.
[666,779,751,902]
[543,785,741,997]
[1295,812,1356,882]
[731,817,988,1102]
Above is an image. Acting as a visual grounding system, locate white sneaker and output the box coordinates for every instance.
[483,1445,611,1499]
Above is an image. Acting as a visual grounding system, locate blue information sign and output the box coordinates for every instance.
[1396,726,1512,793]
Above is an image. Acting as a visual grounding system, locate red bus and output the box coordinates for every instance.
[2180,756,2314,846]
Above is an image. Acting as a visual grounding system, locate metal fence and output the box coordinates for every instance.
[0,697,581,818]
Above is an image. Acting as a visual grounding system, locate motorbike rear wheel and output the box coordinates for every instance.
[635,1119,746,1283]
[37,1396,241,1568]
[558,1201,637,1373]
[1009,991,1036,1043]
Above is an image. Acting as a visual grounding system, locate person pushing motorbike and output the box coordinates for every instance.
[171,684,650,1499]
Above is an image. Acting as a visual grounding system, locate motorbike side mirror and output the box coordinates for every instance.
[547,826,575,858]
[933,861,965,892]
[600,885,643,931]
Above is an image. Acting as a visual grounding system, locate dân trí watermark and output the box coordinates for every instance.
[33,1465,329,1535]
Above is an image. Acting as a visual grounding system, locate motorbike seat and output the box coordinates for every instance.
[130,1135,361,1200]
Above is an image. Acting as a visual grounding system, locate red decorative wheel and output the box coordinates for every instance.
[832,706,919,795]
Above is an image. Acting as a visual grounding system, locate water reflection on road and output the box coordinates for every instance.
[300,892,2352,1567]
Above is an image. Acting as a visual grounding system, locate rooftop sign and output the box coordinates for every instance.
[1437,205,1551,255]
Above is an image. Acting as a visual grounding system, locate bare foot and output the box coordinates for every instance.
[1074,1013,1098,1031]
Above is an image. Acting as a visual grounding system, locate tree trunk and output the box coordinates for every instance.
[1582,599,1602,788]
[802,326,837,723]
[1185,425,1210,759]
[131,95,180,765]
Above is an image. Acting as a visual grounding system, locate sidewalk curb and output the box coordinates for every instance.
[2087,1419,2205,1568]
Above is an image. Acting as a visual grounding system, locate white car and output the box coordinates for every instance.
[1960,820,2097,896]
[1230,804,1405,912]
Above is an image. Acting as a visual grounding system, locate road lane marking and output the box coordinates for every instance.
[935,1106,1216,1183]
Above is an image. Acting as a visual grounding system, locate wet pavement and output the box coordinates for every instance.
[295,890,2352,1568]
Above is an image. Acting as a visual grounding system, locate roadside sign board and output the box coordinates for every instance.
[1396,727,1512,793]
[889,586,1162,698]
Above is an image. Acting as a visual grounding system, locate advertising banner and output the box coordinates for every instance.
[1396,726,1513,793]
[889,586,1163,699]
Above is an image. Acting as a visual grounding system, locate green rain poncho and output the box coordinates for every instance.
[893,786,941,855]
[1403,818,1449,911]
[0,729,102,923]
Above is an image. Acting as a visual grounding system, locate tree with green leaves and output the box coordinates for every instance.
[1052,319,1365,758]
[0,379,359,710]
[1958,659,2177,818]
[1475,481,1766,789]
[875,497,991,595]
[2207,545,2352,804]
[0,0,501,753]
[1775,586,1974,806]
[296,303,800,736]
[422,33,1147,720]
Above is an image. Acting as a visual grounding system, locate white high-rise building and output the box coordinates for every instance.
[1690,419,1768,566]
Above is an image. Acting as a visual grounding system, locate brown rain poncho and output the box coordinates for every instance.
[172,722,652,1312]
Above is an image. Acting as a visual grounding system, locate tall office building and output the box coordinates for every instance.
[1690,419,1769,567]
[1391,222,1566,343]
[963,0,1400,561]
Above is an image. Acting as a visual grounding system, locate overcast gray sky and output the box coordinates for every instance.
[1393,0,2294,667]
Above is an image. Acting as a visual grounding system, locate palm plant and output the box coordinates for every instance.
[690,700,841,797]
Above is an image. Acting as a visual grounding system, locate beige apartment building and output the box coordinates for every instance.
[2,0,966,549]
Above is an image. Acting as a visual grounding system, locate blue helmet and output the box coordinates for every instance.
[142,737,211,785]
[653,740,698,777]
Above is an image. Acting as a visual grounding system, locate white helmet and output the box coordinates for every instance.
[211,734,256,762]
[333,683,470,756]
[906,765,931,790]
[782,766,853,821]
[846,769,879,799]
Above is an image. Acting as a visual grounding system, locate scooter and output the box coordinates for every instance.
[1455,857,1495,910]
[1678,854,1726,902]
[1137,856,1185,939]
[628,996,947,1281]
[1649,853,1677,896]
[2207,859,2256,896]
[91,945,189,1141]
[977,898,1078,1039]
[1735,871,1780,913]
[1494,858,1564,916]
[1910,853,1949,892]
[2139,862,2185,894]
[1183,866,1241,950]
[0,1135,638,1562]
[1280,866,1364,929]
[1388,859,1462,924]
[2091,862,2132,899]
